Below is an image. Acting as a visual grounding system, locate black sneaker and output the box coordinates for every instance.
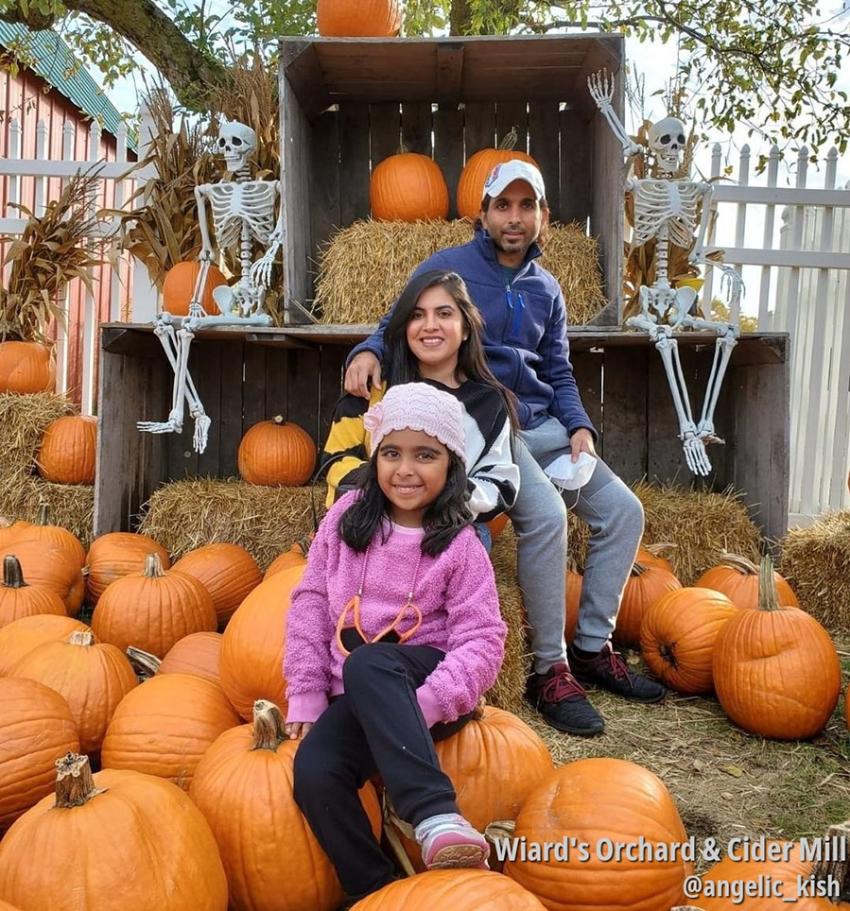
[568,643,666,703]
[525,662,605,736]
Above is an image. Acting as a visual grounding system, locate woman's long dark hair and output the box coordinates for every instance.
[383,269,519,429]
[339,447,471,557]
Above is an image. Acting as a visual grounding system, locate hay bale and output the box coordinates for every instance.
[0,475,94,547]
[780,511,850,630]
[313,219,605,327]
[0,392,74,477]
[138,479,326,569]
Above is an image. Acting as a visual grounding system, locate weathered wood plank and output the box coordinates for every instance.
[309,109,341,283]
[401,101,433,156]
[218,339,245,477]
[496,101,528,154]
[318,345,349,449]
[434,107,464,219]
[243,345,269,435]
[285,348,322,445]
[337,103,370,225]
[528,101,560,220]
[559,108,591,228]
[571,350,603,453]
[435,43,464,103]
[369,101,401,167]
[463,101,496,157]
[601,346,648,481]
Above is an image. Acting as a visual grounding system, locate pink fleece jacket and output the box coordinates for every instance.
[284,491,505,728]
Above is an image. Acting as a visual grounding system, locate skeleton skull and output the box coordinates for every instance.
[648,116,686,173]
[217,120,257,171]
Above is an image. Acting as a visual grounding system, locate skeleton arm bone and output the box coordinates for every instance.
[188,185,217,318]
[250,181,283,291]
[587,71,642,158]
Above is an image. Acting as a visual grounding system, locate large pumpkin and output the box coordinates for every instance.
[503,758,690,911]
[457,130,539,220]
[316,0,401,36]
[86,530,171,604]
[352,870,547,910]
[13,630,138,754]
[0,614,89,676]
[172,542,262,627]
[238,416,316,486]
[162,260,227,316]
[695,553,799,610]
[0,341,55,393]
[640,587,738,694]
[0,677,79,830]
[101,673,240,789]
[565,569,582,643]
[36,414,97,484]
[0,753,228,910]
[219,564,305,719]
[636,542,676,575]
[0,555,66,629]
[370,152,449,222]
[265,537,311,579]
[712,556,841,739]
[614,560,682,648]
[191,700,381,911]
[92,553,217,657]
[0,542,83,616]
[0,504,86,568]
[159,631,223,684]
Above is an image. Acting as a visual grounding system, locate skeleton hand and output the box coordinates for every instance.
[718,265,744,309]
[250,241,280,291]
[682,433,712,476]
[587,70,615,111]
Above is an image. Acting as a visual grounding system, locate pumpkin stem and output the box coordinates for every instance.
[126,646,161,679]
[2,554,26,588]
[757,554,781,612]
[272,415,285,425]
[69,630,95,648]
[812,820,850,899]
[295,534,312,558]
[497,126,519,151]
[659,642,679,668]
[54,753,106,808]
[631,560,649,576]
[251,699,287,751]
[645,542,676,557]
[143,553,166,579]
[717,552,759,575]
[36,502,51,526]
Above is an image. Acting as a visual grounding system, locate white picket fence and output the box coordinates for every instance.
[703,144,850,525]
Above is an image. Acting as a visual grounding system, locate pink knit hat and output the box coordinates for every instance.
[364,383,466,459]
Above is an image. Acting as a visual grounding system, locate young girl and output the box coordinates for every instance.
[320,270,519,543]
[284,382,506,905]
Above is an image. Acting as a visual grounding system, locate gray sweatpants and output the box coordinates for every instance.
[507,416,644,673]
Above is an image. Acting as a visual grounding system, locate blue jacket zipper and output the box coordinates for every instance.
[505,283,524,336]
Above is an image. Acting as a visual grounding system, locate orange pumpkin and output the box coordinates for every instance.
[615,560,682,648]
[162,260,227,316]
[636,542,676,575]
[191,700,381,911]
[0,753,228,910]
[1,541,83,616]
[92,553,217,657]
[0,504,86,568]
[219,564,305,719]
[457,130,539,220]
[486,514,510,540]
[36,414,97,484]
[0,613,89,676]
[0,555,66,629]
[101,673,241,789]
[237,416,316,486]
[695,552,798,610]
[0,341,55,393]
[712,556,841,740]
[13,630,138,754]
[503,758,690,911]
[159,631,223,684]
[317,0,401,36]
[264,537,311,579]
[370,152,449,222]
[565,569,582,643]
[86,531,171,604]
[640,587,738,694]
[353,869,547,910]
[172,542,262,627]
[0,677,79,829]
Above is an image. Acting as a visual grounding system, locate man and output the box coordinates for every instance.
[344,159,664,736]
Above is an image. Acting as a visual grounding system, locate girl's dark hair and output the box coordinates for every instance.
[383,269,518,428]
[339,448,472,557]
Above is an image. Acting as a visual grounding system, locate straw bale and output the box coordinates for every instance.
[0,392,74,477]
[0,475,93,546]
[313,219,605,327]
[780,510,850,630]
[138,479,326,569]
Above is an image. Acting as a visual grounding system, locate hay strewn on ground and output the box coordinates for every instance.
[138,479,325,569]
[313,219,606,327]
[780,511,850,631]
[0,476,94,547]
[0,392,74,477]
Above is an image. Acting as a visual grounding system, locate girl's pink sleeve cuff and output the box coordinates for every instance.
[286,691,329,724]
[415,683,444,728]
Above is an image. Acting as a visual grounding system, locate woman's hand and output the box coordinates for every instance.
[344,352,382,399]
[285,721,313,740]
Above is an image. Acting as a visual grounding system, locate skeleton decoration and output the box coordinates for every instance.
[137,119,279,453]
[588,71,744,477]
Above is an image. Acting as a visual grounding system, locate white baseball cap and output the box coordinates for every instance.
[482,159,546,202]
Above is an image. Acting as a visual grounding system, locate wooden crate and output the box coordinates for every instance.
[95,325,789,543]
[278,35,626,325]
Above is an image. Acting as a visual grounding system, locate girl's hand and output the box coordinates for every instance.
[285,721,313,740]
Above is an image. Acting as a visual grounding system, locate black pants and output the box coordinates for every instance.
[292,641,473,899]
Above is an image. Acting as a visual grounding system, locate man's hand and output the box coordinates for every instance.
[285,721,313,740]
[570,428,597,463]
[344,352,382,399]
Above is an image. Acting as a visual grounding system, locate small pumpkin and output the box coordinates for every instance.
[457,129,539,220]
[486,514,510,540]
[695,552,798,610]
[238,416,316,486]
[1,542,83,616]
[159,631,224,684]
[0,504,86,568]
[316,0,402,36]
[370,150,449,222]
[264,536,311,579]
[712,556,841,740]
[614,560,682,649]
[172,543,262,627]
[0,340,55,393]
[565,568,582,643]
[0,613,89,676]
[640,587,738,694]
[36,414,97,484]
[162,260,227,316]
[86,531,171,604]
[92,553,217,657]
[0,554,66,629]
[0,753,228,910]
[636,541,676,575]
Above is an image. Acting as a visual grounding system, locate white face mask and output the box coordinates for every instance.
[544,451,598,491]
